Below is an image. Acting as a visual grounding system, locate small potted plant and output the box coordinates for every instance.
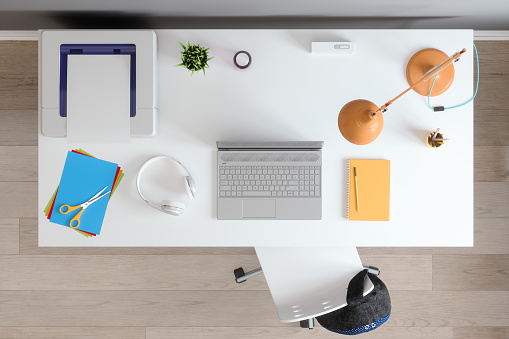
[176,41,213,76]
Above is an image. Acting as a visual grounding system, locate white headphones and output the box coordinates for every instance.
[136,156,198,216]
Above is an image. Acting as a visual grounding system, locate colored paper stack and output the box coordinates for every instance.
[44,149,124,237]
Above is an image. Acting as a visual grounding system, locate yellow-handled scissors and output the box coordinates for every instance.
[59,186,111,229]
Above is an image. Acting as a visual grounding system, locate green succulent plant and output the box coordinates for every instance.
[176,41,214,76]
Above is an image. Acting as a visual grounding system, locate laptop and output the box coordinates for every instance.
[217,141,323,220]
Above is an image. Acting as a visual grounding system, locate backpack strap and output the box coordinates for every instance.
[346,269,369,306]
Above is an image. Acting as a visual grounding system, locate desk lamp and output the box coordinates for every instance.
[338,48,466,145]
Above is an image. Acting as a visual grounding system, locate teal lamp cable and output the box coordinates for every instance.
[427,43,479,111]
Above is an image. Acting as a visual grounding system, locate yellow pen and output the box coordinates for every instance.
[354,167,359,212]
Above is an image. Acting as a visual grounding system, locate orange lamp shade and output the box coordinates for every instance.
[338,99,384,145]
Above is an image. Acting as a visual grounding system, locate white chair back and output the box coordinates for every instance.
[255,246,372,323]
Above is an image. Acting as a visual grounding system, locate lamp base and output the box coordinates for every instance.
[406,48,455,97]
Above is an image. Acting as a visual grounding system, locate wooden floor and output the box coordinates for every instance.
[0,40,508,339]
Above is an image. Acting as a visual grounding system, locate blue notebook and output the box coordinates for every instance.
[50,151,119,235]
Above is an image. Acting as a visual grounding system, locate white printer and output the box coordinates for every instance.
[39,30,158,138]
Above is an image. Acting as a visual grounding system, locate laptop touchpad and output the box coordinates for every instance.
[242,199,276,218]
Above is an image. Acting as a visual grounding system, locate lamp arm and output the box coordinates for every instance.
[371,48,467,117]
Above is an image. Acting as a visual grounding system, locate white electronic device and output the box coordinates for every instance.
[39,30,158,138]
[311,42,355,54]
[136,156,198,216]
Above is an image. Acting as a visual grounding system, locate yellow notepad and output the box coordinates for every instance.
[348,159,390,221]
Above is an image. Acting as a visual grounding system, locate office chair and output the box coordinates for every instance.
[234,246,381,330]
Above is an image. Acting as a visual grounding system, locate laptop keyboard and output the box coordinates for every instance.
[218,166,321,198]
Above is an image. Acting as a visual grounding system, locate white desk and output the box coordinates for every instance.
[38,29,474,247]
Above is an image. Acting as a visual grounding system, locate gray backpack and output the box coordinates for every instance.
[316,269,391,335]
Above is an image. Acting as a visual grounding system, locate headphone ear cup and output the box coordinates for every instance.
[184,176,198,199]
[161,200,185,216]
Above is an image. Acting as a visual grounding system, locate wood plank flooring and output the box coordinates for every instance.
[0,40,508,339]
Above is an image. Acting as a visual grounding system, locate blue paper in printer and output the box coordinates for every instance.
[50,151,118,235]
